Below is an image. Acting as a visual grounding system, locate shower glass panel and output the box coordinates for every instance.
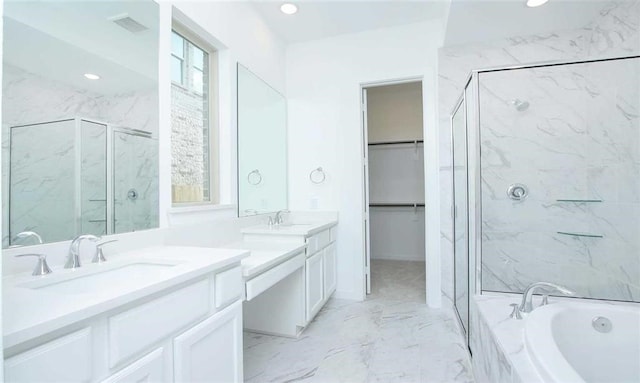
[478,56,640,302]
[452,97,469,335]
[113,130,159,234]
[9,119,77,244]
[80,120,107,235]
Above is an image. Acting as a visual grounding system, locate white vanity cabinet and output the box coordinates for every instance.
[323,242,337,298]
[173,301,242,383]
[303,227,337,324]
[242,223,338,327]
[4,261,245,383]
[305,251,325,320]
[4,328,93,383]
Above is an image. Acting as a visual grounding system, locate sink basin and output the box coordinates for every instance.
[18,260,181,295]
[276,223,312,227]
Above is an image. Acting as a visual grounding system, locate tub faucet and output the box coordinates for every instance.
[65,234,100,269]
[510,282,575,319]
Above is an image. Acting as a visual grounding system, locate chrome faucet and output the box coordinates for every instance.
[65,234,100,269]
[510,282,575,319]
[10,231,44,247]
[274,210,290,225]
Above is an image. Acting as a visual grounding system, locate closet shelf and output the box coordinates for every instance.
[369,202,425,207]
[368,139,423,146]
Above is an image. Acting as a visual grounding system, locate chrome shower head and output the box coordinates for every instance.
[511,99,530,111]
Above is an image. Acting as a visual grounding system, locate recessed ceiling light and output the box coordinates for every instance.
[84,73,101,80]
[280,3,298,15]
[526,0,549,7]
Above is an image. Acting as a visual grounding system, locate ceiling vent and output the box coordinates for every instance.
[110,14,148,34]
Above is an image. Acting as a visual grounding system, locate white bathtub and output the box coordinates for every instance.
[525,302,640,383]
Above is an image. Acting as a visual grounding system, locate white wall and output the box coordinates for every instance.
[367,82,423,142]
[160,1,287,226]
[286,20,445,302]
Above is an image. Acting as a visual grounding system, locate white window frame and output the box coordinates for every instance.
[171,22,219,206]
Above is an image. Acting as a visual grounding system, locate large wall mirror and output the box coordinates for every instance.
[237,64,287,217]
[2,1,160,248]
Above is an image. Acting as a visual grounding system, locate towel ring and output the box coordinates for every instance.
[247,169,262,185]
[310,167,326,184]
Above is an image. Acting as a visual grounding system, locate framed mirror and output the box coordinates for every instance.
[2,1,160,248]
[237,64,287,217]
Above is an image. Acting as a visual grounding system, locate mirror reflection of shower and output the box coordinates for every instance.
[511,98,530,111]
[7,117,158,246]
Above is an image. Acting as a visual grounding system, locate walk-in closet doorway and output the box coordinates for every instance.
[361,79,427,303]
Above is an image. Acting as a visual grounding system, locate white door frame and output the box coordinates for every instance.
[360,76,436,304]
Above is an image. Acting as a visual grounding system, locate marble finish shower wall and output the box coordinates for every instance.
[113,131,159,234]
[437,0,640,304]
[479,58,640,301]
[2,65,158,245]
[9,120,77,244]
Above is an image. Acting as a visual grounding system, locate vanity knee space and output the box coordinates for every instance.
[241,222,338,335]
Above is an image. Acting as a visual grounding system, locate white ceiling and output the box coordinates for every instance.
[4,0,158,95]
[444,0,612,46]
[251,0,450,44]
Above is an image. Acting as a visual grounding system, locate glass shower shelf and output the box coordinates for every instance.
[557,231,604,238]
[556,199,603,203]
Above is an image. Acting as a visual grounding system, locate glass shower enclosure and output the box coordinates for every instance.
[452,55,640,341]
[9,117,158,245]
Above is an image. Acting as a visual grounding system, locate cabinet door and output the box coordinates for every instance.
[173,301,242,383]
[5,328,92,383]
[305,250,324,322]
[323,243,337,299]
[101,348,165,383]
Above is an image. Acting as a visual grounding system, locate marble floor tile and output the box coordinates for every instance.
[244,260,474,383]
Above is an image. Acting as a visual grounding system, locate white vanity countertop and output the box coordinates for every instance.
[3,246,249,349]
[221,242,307,279]
[241,220,337,237]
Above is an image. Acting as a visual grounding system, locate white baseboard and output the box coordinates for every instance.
[332,289,364,301]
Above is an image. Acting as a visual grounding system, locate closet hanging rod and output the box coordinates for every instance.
[369,202,425,207]
[368,139,424,146]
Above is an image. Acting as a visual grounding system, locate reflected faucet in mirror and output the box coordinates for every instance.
[9,231,44,248]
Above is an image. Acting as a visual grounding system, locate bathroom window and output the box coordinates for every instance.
[171,27,218,205]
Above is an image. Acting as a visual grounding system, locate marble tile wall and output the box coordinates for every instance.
[478,58,640,301]
[2,64,159,245]
[9,120,77,244]
[470,295,544,383]
[438,0,640,304]
[113,131,159,234]
[80,120,108,236]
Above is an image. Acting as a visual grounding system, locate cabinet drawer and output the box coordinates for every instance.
[101,348,165,383]
[5,328,92,383]
[215,266,243,309]
[317,229,331,249]
[330,226,337,242]
[306,229,331,256]
[108,279,210,368]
